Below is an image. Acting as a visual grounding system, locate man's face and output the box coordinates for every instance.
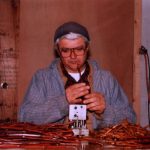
[58,37,88,73]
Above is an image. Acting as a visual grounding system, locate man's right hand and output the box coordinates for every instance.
[65,83,90,104]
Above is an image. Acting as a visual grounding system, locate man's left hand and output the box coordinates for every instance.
[83,92,106,114]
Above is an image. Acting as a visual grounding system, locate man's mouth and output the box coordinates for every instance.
[69,61,78,64]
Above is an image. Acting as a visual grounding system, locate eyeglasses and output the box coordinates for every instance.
[59,46,87,58]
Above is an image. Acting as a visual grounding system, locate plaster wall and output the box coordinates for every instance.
[18,0,134,107]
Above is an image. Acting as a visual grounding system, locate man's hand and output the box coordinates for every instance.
[83,92,106,114]
[66,83,90,104]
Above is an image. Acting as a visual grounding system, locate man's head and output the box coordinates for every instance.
[54,21,90,73]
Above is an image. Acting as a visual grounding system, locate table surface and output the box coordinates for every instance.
[0,139,150,150]
[0,121,150,150]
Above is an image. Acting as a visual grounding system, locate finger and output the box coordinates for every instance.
[83,96,95,104]
[87,105,102,112]
[66,84,87,96]
[70,83,87,90]
[86,101,98,109]
[69,98,83,104]
[74,86,90,94]
[75,89,90,99]
[85,98,105,109]
[87,102,105,113]
[84,93,95,99]
[70,85,90,99]
[84,92,103,98]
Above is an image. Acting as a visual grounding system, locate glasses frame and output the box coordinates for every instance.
[58,44,89,58]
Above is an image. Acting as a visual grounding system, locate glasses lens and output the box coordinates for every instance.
[60,48,71,57]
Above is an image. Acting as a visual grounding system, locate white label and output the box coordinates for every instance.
[69,104,87,120]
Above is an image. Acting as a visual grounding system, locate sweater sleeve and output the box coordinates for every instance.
[93,71,136,129]
[18,69,69,125]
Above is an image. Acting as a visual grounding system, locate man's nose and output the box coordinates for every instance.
[70,49,77,58]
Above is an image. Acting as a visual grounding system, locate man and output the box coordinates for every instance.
[18,21,136,130]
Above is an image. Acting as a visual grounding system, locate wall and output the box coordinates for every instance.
[140,0,150,126]
[1,0,148,126]
[18,0,134,108]
[0,0,135,120]
[0,0,19,120]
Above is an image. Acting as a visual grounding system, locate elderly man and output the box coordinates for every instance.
[18,21,136,130]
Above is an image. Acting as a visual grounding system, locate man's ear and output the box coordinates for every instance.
[86,44,91,59]
[53,44,60,58]
[86,44,90,51]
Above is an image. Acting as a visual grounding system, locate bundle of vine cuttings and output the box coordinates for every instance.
[0,121,102,148]
[94,120,150,148]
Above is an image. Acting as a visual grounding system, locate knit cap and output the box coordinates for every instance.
[54,21,90,42]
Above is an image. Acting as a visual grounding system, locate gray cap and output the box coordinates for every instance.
[54,21,90,42]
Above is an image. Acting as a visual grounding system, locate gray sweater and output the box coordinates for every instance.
[18,58,136,129]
